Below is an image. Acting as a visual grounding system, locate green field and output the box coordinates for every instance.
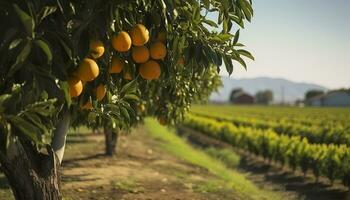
[185,105,350,186]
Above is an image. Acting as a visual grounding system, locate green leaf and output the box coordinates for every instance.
[87,112,98,123]
[59,81,71,106]
[26,100,57,117]
[223,56,234,74]
[238,49,254,60]
[8,41,32,76]
[23,113,47,134]
[13,4,35,37]
[233,29,240,45]
[35,39,52,63]
[120,106,130,123]
[120,80,138,95]
[38,6,57,23]
[203,19,218,28]
[9,39,23,50]
[236,56,247,69]
[217,33,233,41]
[58,37,73,59]
[238,0,252,22]
[0,94,12,112]
[8,116,41,143]
[124,94,139,101]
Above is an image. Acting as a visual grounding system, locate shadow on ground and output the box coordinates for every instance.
[238,156,350,200]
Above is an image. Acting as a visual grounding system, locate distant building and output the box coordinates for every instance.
[305,94,324,106]
[231,91,255,104]
[305,90,350,107]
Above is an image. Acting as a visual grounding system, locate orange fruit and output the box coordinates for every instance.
[96,84,106,101]
[150,42,167,60]
[109,57,124,74]
[123,71,133,80]
[156,32,166,42]
[89,40,105,59]
[81,101,93,110]
[111,31,132,52]
[76,58,99,81]
[132,46,150,63]
[130,24,149,46]
[139,60,161,80]
[68,77,83,98]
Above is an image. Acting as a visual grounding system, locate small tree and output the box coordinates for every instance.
[0,0,253,199]
[255,90,273,104]
[305,90,324,100]
[229,88,244,102]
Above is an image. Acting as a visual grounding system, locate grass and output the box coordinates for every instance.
[144,117,284,200]
[111,179,144,193]
[205,147,241,169]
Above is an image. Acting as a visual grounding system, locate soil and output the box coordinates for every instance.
[61,127,237,200]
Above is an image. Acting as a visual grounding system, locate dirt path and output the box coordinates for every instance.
[61,127,237,200]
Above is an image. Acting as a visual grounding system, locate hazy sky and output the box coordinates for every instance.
[219,0,350,89]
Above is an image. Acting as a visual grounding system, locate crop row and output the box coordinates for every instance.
[183,114,350,186]
[190,105,350,128]
[190,112,350,146]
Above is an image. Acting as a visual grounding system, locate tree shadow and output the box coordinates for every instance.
[62,173,100,183]
[62,153,106,168]
[238,157,350,200]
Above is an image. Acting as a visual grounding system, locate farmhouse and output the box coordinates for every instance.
[231,91,255,104]
[306,90,350,107]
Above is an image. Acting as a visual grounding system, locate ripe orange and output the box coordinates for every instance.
[96,84,106,101]
[89,40,105,59]
[132,46,150,63]
[139,60,161,80]
[109,57,124,74]
[150,42,167,60]
[111,31,132,52]
[130,24,149,46]
[123,71,133,80]
[156,32,167,42]
[76,58,99,81]
[68,77,83,98]
[81,101,93,110]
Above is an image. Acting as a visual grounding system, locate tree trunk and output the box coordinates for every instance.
[0,110,71,200]
[0,140,61,200]
[104,129,118,156]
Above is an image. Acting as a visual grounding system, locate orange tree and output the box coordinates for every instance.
[0,0,253,199]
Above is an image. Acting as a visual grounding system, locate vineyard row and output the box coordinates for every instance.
[183,114,350,186]
[191,112,350,146]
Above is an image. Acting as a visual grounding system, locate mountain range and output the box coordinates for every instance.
[210,76,328,103]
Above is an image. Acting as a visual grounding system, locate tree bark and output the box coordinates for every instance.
[104,129,118,156]
[0,140,61,200]
[0,109,71,200]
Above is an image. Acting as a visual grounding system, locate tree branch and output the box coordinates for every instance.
[51,109,71,164]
